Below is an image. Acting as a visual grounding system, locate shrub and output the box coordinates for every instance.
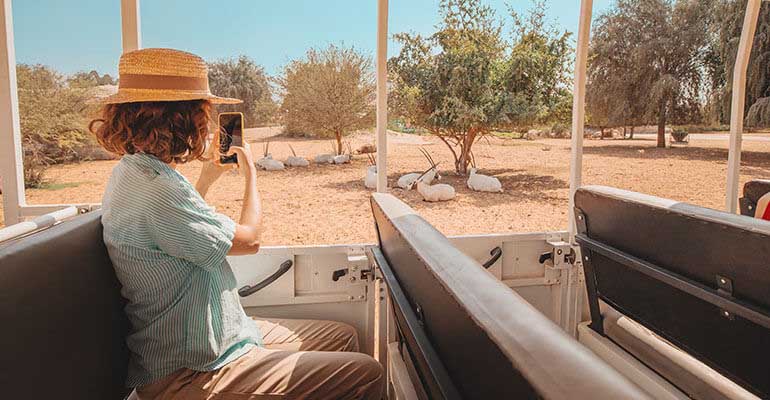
[17,64,93,187]
[671,128,689,143]
[550,122,570,138]
[745,97,770,128]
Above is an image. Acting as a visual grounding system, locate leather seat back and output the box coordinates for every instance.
[740,179,770,216]
[575,185,770,398]
[371,193,649,400]
[0,211,130,400]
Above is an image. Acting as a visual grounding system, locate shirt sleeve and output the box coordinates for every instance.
[147,180,237,271]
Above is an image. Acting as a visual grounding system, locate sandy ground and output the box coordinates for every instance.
[2,127,769,245]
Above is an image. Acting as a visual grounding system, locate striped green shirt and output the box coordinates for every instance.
[101,153,262,388]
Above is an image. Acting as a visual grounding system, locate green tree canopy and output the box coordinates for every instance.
[207,56,277,127]
[278,44,376,154]
[390,0,572,174]
[710,1,770,126]
[500,1,573,128]
[587,0,711,147]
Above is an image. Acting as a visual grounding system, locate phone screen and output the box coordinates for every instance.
[219,113,243,164]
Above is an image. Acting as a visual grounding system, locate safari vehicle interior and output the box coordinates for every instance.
[1,1,769,399]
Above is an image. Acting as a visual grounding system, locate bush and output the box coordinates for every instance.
[671,128,689,143]
[745,97,770,128]
[17,64,93,187]
[550,122,570,138]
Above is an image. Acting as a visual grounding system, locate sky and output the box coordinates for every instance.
[12,0,613,77]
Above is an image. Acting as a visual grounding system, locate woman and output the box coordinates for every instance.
[92,48,382,399]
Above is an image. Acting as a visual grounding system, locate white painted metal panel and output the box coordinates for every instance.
[0,0,24,226]
[567,0,593,240]
[375,0,389,192]
[120,0,141,52]
[726,0,761,213]
[578,323,689,400]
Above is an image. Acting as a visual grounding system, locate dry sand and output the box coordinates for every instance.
[2,127,769,245]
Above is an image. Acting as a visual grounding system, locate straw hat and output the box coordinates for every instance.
[100,48,241,105]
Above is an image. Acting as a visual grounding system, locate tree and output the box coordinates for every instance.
[278,44,376,154]
[500,1,573,128]
[710,1,770,126]
[208,56,277,127]
[390,0,507,174]
[588,0,711,147]
[67,70,116,88]
[390,0,572,174]
[17,64,91,187]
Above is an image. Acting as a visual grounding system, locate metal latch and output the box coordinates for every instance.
[542,239,577,284]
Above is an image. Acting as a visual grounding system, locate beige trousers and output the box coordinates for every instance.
[136,318,383,400]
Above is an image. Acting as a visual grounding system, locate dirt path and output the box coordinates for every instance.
[2,128,769,245]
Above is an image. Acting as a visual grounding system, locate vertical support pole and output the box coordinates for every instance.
[0,0,24,226]
[725,0,760,213]
[375,0,389,193]
[567,0,593,241]
[121,0,141,53]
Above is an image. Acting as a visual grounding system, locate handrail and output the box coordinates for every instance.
[482,246,502,269]
[0,206,79,243]
[238,259,293,297]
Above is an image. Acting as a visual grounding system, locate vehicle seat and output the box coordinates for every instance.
[0,211,131,400]
[753,192,770,220]
[739,179,770,217]
[575,185,770,399]
[370,193,649,400]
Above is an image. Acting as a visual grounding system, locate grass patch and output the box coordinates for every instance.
[39,181,86,191]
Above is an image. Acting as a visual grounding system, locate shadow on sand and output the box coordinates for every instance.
[322,166,568,208]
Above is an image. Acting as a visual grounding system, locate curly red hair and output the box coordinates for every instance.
[89,100,213,164]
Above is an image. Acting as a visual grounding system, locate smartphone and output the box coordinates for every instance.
[219,112,244,164]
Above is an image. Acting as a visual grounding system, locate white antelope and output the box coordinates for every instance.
[466,153,502,193]
[364,154,378,189]
[333,142,353,164]
[398,148,441,190]
[285,144,309,167]
[255,142,285,171]
[415,166,455,202]
[315,141,341,164]
[314,154,334,164]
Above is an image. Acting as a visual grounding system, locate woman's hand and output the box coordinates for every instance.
[226,141,257,179]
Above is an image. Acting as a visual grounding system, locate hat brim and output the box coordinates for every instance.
[96,89,242,105]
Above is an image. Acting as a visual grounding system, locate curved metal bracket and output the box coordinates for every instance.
[238,259,293,297]
[482,246,503,269]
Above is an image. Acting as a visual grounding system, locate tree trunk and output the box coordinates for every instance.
[457,140,468,175]
[335,132,343,155]
[623,126,627,139]
[657,101,667,148]
[600,127,605,140]
[629,126,635,139]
